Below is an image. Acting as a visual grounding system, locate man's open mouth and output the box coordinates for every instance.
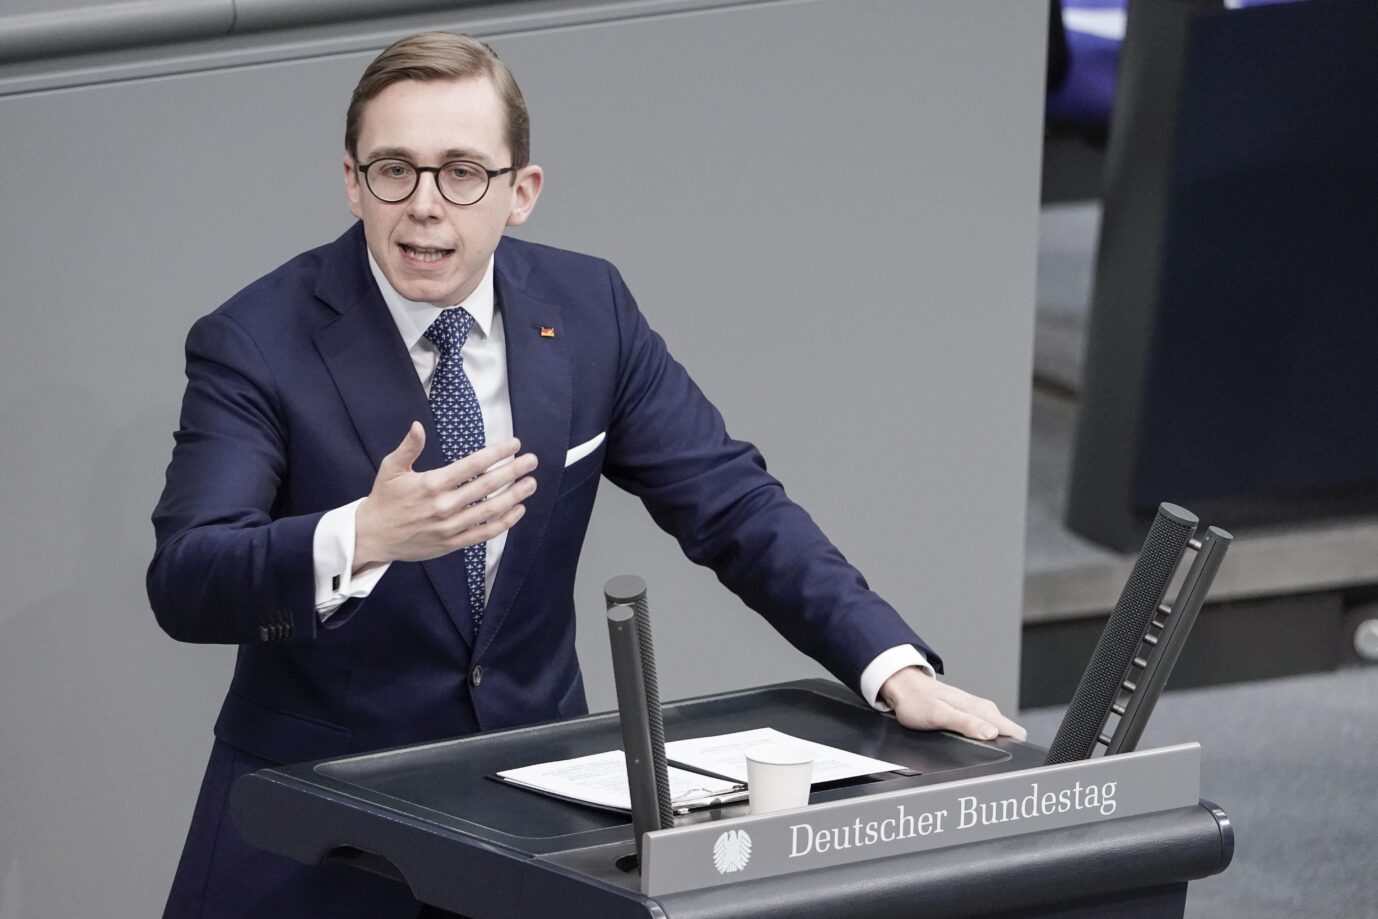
[400,244,454,263]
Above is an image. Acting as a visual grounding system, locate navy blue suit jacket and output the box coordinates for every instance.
[148,222,939,768]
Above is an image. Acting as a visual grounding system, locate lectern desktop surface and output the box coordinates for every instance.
[231,680,1232,919]
[312,683,1017,848]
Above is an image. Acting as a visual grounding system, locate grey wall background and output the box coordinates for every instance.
[0,1,1046,915]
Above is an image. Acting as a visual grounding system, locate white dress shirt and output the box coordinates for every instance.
[310,253,930,708]
[312,252,511,617]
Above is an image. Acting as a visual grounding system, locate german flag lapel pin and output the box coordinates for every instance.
[538,325,556,338]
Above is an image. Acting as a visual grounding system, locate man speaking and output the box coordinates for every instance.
[148,32,1023,918]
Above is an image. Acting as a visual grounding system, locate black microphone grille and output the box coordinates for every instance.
[1045,502,1197,765]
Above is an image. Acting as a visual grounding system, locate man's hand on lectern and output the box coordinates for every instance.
[880,666,1027,742]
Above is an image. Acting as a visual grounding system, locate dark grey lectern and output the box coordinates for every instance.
[230,680,1232,919]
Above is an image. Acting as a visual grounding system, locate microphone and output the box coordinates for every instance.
[605,575,673,862]
[1045,503,1197,765]
[1104,525,1232,755]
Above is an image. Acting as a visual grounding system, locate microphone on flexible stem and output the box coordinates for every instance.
[1046,503,1198,765]
[605,575,673,866]
[1105,525,1232,755]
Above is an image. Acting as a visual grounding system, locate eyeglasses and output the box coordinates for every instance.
[356,158,516,206]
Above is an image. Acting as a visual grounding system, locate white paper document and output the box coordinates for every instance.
[496,750,741,812]
[665,727,902,785]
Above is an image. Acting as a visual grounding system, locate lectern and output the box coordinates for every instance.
[231,679,1232,918]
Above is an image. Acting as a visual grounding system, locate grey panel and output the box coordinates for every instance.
[0,0,233,62]
[0,0,756,73]
[232,0,484,32]
[0,0,131,16]
[510,1,1044,716]
[0,2,1043,916]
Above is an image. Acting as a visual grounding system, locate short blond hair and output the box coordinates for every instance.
[345,32,530,168]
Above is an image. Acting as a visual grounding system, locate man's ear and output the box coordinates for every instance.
[505,164,544,228]
[344,155,363,220]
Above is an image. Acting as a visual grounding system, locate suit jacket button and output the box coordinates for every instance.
[470,665,484,687]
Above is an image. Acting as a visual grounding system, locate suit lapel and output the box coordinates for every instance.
[477,242,571,654]
[311,223,477,647]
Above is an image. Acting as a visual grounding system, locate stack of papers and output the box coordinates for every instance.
[494,727,902,813]
[666,727,901,784]
[496,750,740,812]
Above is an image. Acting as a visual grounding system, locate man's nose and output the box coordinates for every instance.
[407,173,447,219]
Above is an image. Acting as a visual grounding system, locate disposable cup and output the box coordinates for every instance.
[744,743,814,815]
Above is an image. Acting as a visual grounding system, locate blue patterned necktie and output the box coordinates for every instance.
[423,307,488,628]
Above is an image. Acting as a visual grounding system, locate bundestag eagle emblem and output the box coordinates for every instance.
[712,829,752,874]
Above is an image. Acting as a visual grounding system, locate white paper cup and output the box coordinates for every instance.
[744,743,814,815]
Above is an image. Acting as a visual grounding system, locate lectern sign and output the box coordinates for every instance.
[640,743,1202,896]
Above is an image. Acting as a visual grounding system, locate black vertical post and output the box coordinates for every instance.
[605,575,673,863]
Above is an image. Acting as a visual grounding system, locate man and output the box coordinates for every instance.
[149,32,1023,919]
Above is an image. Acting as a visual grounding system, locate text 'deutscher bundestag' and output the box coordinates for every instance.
[639,743,1202,896]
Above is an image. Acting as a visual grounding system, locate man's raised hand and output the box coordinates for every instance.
[353,422,538,570]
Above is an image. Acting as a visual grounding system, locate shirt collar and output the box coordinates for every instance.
[366,250,496,351]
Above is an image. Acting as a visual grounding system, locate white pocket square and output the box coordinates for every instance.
[564,431,606,467]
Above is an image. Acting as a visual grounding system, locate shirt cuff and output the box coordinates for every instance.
[860,645,935,711]
[313,498,390,620]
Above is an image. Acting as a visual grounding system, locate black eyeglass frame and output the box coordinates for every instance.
[356,158,517,206]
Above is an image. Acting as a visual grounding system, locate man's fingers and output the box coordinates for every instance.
[890,674,1027,742]
[449,503,527,548]
[989,712,1027,742]
[895,695,995,739]
[432,438,527,489]
[950,692,1027,742]
[441,475,537,538]
[380,421,426,475]
[437,451,538,509]
[937,704,1000,741]
[359,433,540,566]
